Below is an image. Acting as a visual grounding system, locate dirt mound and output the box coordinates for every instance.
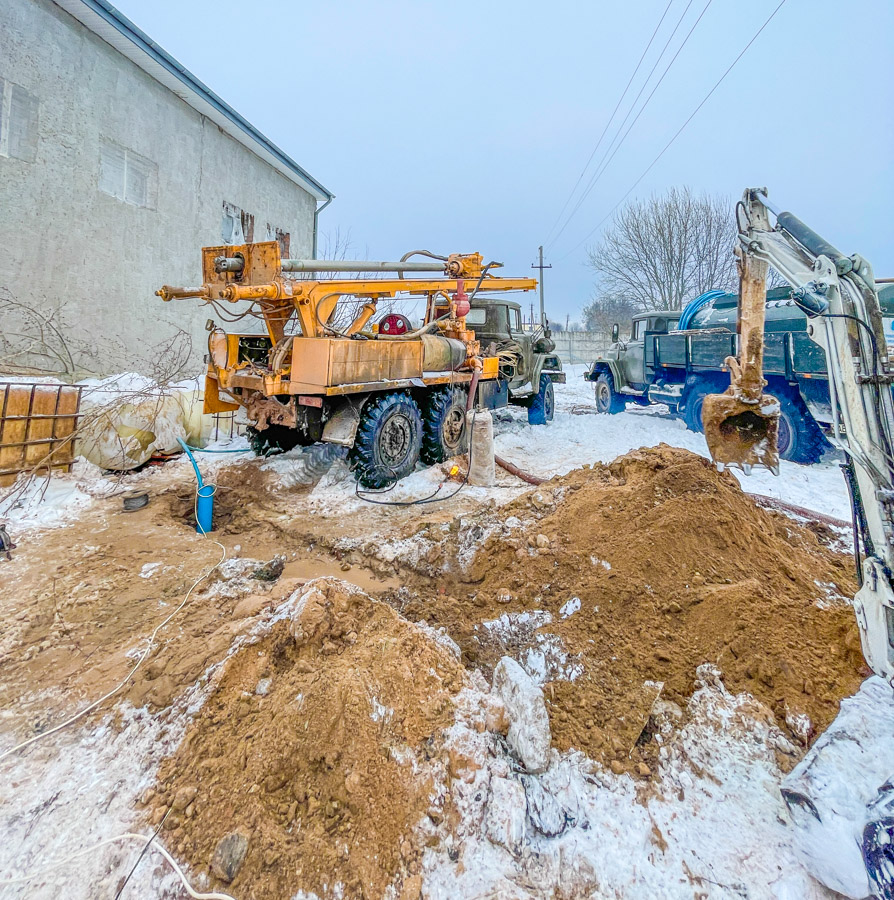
[150,578,467,900]
[400,446,864,770]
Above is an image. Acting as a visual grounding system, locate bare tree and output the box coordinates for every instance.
[582,294,636,338]
[586,187,739,313]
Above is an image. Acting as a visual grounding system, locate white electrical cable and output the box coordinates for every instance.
[0,505,226,762]
[0,832,236,900]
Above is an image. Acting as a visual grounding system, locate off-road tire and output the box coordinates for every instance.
[348,392,423,488]
[528,374,555,425]
[421,387,469,464]
[246,424,303,457]
[593,372,626,414]
[302,442,349,481]
[775,389,829,464]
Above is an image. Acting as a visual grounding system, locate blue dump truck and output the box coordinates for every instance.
[586,284,894,464]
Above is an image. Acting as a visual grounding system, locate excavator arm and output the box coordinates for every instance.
[704,189,894,898]
[723,188,894,680]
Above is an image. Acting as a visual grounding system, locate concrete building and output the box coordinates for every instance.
[0,0,332,377]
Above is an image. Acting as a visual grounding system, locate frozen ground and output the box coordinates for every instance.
[0,364,851,530]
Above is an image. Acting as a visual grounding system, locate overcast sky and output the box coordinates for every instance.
[114,0,893,324]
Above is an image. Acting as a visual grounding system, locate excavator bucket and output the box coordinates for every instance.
[702,389,780,474]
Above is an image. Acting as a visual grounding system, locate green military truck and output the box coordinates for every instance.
[585,287,842,464]
[467,297,565,424]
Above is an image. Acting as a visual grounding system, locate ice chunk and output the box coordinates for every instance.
[492,657,551,773]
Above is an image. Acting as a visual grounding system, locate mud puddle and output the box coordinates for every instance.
[281,557,400,594]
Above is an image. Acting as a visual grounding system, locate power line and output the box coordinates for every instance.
[557,0,790,263]
[542,0,675,248]
[548,0,714,252]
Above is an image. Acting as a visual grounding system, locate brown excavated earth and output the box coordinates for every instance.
[151,579,467,900]
[397,445,865,769]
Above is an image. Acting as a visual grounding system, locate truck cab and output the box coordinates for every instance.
[585,294,833,464]
[588,312,679,399]
[467,298,565,410]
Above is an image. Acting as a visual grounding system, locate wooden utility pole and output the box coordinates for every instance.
[531,246,552,324]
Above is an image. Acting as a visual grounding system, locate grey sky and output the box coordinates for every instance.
[114,0,893,323]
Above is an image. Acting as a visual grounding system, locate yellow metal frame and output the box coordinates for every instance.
[160,242,537,413]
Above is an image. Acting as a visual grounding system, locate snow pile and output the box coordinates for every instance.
[74,373,207,470]
[424,663,836,900]
[783,676,894,898]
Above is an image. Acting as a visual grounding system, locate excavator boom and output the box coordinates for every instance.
[705,189,894,898]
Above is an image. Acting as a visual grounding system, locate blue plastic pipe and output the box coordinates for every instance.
[177,438,214,534]
[678,289,728,331]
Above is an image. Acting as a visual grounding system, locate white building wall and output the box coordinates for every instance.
[0,0,318,376]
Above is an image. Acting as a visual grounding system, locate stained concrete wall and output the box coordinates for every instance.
[552,331,611,365]
[0,0,319,376]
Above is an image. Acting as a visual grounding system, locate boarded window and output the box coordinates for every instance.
[0,80,39,162]
[221,202,245,244]
[99,140,157,208]
[241,210,255,242]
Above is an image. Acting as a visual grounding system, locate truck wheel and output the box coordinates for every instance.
[349,392,423,488]
[775,390,828,464]
[421,387,468,464]
[593,372,625,414]
[682,377,727,433]
[528,374,555,425]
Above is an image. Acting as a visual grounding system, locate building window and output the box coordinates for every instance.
[99,139,157,208]
[0,80,39,162]
[265,223,290,257]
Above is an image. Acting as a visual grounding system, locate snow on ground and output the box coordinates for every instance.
[298,363,852,522]
[0,456,119,532]
[426,667,836,900]
[0,706,187,899]
[0,368,865,898]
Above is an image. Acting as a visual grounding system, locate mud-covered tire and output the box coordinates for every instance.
[303,442,349,481]
[682,376,728,433]
[775,389,828,464]
[421,387,468,464]
[528,374,555,425]
[348,392,423,488]
[246,424,303,457]
[593,372,626,414]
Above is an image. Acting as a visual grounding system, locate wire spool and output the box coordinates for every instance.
[122,490,149,512]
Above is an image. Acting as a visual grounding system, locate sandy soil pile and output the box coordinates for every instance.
[149,578,468,900]
[395,445,864,770]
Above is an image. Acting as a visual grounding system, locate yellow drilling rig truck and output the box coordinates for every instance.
[157,243,555,487]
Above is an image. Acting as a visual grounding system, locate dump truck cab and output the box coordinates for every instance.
[467,297,565,422]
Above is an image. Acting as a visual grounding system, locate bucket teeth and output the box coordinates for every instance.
[715,462,726,473]
[743,464,752,475]
[770,465,780,476]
